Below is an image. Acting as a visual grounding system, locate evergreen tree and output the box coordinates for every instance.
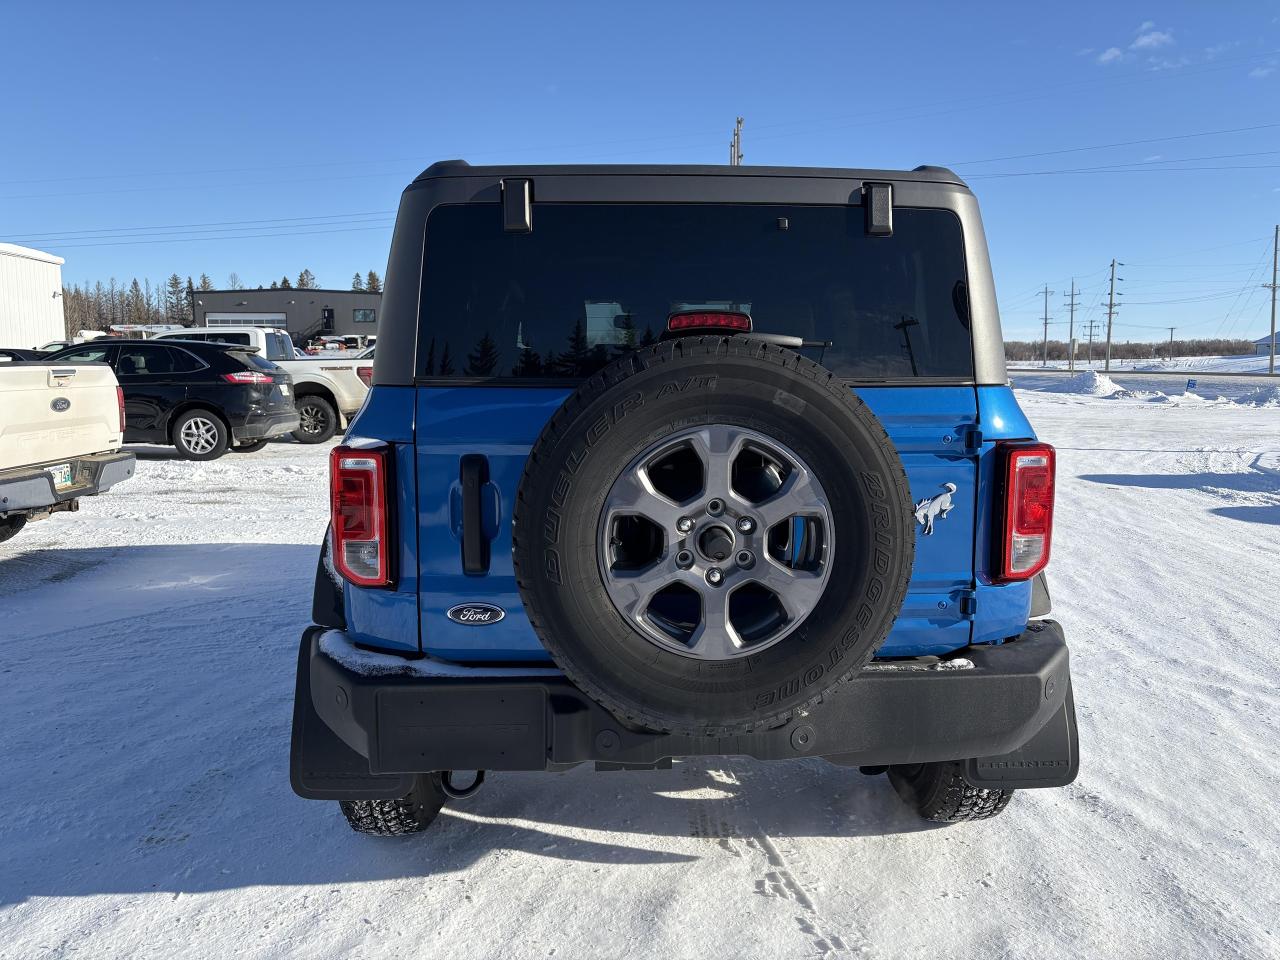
[511,347,543,377]
[551,319,595,376]
[197,273,214,291]
[351,272,365,291]
[269,280,279,290]
[639,325,656,346]
[422,338,436,376]
[464,331,500,376]
[297,268,317,289]
[185,278,196,325]
[438,343,455,376]
[612,314,637,359]
[279,275,293,289]
[165,273,186,324]
[365,270,382,293]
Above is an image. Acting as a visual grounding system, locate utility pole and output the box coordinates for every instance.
[1040,285,1055,366]
[1265,224,1278,376]
[1167,327,1176,361]
[1084,320,1100,367]
[1103,258,1123,372]
[1064,280,1079,372]
[729,117,743,166]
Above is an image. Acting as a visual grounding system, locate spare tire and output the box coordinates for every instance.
[512,336,914,736]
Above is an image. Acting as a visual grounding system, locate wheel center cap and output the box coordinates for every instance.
[696,524,736,562]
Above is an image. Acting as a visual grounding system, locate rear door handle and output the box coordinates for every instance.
[459,454,491,575]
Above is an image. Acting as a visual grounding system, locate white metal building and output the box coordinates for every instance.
[1254,333,1278,356]
[0,244,66,349]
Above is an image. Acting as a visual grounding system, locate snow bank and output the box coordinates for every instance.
[1043,370,1126,397]
[1235,384,1280,407]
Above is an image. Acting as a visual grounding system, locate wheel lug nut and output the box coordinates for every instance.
[675,550,694,569]
[705,567,724,586]
[736,516,755,534]
[736,550,754,568]
[676,516,694,533]
[706,499,725,516]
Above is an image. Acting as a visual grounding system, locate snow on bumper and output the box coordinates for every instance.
[292,621,1077,799]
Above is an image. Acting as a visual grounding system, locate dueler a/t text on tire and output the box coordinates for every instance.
[512,336,915,736]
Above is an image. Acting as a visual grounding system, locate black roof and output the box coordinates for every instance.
[194,288,381,296]
[413,159,965,186]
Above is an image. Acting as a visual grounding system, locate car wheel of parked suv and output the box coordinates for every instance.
[293,396,338,444]
[338,774,449,836]
[0,516,27,545]
[171,409,229,461]
[887,762,1015,822]
[512,336,915,737]
[231,439,270,453]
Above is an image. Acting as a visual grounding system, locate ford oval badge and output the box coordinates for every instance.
[51,397,71,412]
[446,603,505,626]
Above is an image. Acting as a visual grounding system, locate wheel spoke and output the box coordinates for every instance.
[757,468,822,528]
[687,426,743,500]
[752,558,827,620]
[686,589,740,659]
[608,559,675,620]
[605,469,682,529]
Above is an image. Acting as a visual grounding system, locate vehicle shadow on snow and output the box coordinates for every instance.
[1080,470,1280,525]
[0,543,933,906]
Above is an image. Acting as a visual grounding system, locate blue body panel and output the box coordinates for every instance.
[339,386,421,654]
[971,386,1037,643]
[409,384,1013,662]
[346,383,1045,660]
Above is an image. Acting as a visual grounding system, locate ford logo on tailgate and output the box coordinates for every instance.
[51,397,71,412]
[446,603,505,626]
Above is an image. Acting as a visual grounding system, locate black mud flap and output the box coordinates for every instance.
[290,627,413,801]
[962,682,1079,790]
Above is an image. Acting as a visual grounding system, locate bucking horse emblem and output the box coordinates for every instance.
[913,482,957,536]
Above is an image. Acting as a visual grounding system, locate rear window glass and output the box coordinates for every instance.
[236,351,279,372]
[417,203,973,380]
[266,332,294,361]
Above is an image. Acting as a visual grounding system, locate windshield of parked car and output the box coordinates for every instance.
[416,203,973,380]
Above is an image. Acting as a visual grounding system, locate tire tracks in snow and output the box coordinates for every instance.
[684,762,869,957]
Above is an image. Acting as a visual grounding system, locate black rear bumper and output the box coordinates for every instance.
[291,621,1078,800]
[233,409,300,441]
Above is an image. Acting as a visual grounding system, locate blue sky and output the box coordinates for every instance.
[3,1,1278,343]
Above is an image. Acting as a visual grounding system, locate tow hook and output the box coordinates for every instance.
[439,770,486,800]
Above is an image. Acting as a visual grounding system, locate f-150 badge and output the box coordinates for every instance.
[913,482,957,536]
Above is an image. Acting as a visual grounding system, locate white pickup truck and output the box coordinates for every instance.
[151,326,372,443]
[0,362,136,544]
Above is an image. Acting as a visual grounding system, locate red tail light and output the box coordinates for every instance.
[356,365,373,388]
[329,445,392,587]
[997,442,1056,582]
[116,386,126,433]
[667,311,752,333]
[222,371,275,384]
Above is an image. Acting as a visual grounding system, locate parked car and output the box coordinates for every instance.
[42,339,299,460]
[0,348,45,362]
[151,326,370,443]
[291,160,1076,837]
[0,359,135,543]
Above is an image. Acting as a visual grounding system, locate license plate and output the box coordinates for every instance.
[280,383,290,396]
[48,463,73,488]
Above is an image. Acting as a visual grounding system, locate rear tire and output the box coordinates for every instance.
[293,396,338,444]
[338,774,448,836]
[171,409,229,461]
[0,516,27,545]
[231,439,270,453]
[888,761,1015,823]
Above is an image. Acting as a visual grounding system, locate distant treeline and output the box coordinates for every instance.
[1005,338,1257,362]
[61,269,381,338]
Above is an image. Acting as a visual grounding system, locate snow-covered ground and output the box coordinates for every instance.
[1010,352,1273,374]
[2,396,1278,959]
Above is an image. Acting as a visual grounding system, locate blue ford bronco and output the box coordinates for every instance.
[291,161,1078,835]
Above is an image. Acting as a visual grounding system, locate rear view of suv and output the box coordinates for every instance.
[291,161,1077,835]
[43,339,299,460]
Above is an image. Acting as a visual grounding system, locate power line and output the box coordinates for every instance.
[948,122,1280,167]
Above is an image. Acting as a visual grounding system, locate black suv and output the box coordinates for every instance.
[44,339,300,460]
